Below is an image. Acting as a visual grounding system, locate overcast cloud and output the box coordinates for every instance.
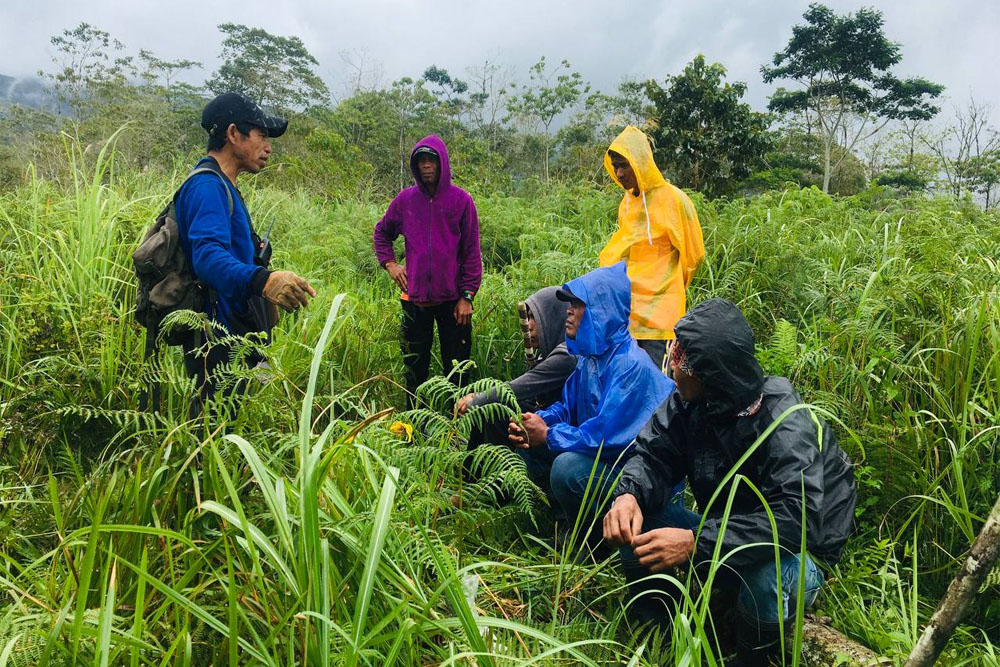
[1,0,997,118]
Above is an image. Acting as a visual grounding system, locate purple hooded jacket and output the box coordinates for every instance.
[373,136,482,303]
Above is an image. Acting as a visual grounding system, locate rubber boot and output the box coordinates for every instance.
[731,615,785,667]
[621,563,682,631]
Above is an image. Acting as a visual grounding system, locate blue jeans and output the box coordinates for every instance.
[544,452,685,528]
[547,452,626,526]
[620,502,825,624]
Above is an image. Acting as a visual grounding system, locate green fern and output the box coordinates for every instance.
[981,565,1000,592]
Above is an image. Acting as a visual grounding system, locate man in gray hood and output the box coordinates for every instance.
[457,286,577,481]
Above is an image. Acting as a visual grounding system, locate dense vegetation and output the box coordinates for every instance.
[0,127,998,663]
[2,3,1000,664]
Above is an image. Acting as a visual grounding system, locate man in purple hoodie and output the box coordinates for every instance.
[374,136,483,405]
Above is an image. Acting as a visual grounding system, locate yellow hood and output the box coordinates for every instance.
[604,125,668,194]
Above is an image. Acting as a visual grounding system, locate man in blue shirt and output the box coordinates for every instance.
[176,92,315,415]
[508,262,674,534]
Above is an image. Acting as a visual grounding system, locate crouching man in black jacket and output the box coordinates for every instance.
[603,299,856,666]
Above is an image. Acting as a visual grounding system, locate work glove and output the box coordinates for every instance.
[263,271,316,312]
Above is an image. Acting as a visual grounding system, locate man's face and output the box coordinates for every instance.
[231,125,271,174]
[610,153,638,194]
[417,154,440,187]
[526,310,540,349]
[671,353,706,403]
[565,300,586,339]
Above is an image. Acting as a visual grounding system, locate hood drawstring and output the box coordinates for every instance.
[625,191,654,246]
[641,190,652,245]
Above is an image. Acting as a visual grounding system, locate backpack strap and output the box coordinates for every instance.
[175,165,234,216]
[174,163,234,324]
[138,313,161,412]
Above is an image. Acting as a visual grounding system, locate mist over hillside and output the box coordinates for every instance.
[0,74,53,110]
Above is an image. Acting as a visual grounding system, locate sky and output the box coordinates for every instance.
[1,0,997,118]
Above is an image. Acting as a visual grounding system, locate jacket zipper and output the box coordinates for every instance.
[425,194,433,301]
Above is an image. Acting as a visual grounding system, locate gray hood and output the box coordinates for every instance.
[523,286,566,359]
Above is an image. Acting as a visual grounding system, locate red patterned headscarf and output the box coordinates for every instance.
[670,340,694,375]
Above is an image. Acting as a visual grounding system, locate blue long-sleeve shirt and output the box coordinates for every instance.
[176,159,268,331]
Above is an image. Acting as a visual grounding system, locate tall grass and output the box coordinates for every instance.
[0,137,999,663]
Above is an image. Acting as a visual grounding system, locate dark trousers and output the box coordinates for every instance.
[619,502,823,662]
[182,334,263,420]
[637,338,668,371]
[400,300,472,405]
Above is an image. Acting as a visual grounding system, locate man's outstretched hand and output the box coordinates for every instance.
[603,493,644,546]
[263,271,315,312]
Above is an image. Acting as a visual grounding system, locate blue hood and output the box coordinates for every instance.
[537,261,674,460]
[564,262,632,358]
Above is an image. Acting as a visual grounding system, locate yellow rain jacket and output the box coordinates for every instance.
[598,126,705,340]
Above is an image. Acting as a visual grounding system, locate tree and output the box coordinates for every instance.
[904,493,1000,667]
[463,58,514,162]
[867,119,939,192]
[762,3,944,192]
[339,47,384,96]
[922,97,1000,205]
[207,24,329,112]
[42,22,135,116]
[645,55,771,197]
[138,50,201,108]
[956,150,1000,209]
[553,92,614,182]
[423,65,469,119]
[505,57,589,181]
[760,128,866,195]
[603,78,654,134]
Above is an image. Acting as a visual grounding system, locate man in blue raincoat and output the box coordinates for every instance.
[508,262,674,528]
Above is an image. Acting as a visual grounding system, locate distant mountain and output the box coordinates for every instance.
[0,74,56,110]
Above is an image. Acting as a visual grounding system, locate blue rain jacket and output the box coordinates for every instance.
[536,262,674,460]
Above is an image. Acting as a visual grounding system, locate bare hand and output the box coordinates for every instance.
[385,261,408,292]
[456,392,476,416]
[603,493,644,546]
[520,412,548,448]
[508,418,529,449]
[454,298,473,326]
[263,271,316,312]
[632,527,696,572]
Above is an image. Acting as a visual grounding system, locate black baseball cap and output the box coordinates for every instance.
[413,146,439,159]
[201,92,288,138]
[555,286,581,302]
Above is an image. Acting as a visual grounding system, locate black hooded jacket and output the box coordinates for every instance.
[615,299,857,569]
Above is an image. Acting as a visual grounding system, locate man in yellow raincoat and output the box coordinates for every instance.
[598,126,705,370]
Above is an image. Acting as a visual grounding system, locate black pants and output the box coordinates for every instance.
[637,338,668,372]
[400,300,472,405]
[182,333,263,420]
